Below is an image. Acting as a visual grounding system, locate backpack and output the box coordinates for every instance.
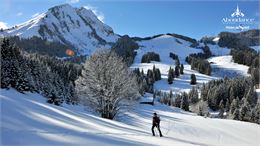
[156,116,160,124]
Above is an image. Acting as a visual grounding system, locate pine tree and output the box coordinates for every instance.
[175,65,180,77]
[1,39,32,92]
[225,99,230,112]
[233,108,240,120]
[169,90,173,106]
[152,93,156,105]
[245,87,257,106]
[189,87,199,104]
[239,97,251,121]
[190,74,197,85]
[180,64,184,74]
[251,102,260,124]
[180,92,189,111]
[141,69,144,77]
[218,100,225,118]
[174,94,182,108]
[156,68,161,80]
[175,58,180,67]
[168,67,174,84]
[230,98,239,114]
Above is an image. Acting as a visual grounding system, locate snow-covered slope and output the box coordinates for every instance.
[131,34,253,93]
[208,56,249,78]
[0,4,119,55]
[131,35,219,93]
[1,89,260,146]
[135,34,201,64]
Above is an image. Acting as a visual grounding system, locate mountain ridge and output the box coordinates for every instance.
[0,4,120,55]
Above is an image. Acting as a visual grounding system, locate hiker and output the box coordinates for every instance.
[152,112,163,137]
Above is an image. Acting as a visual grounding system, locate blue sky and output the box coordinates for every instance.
[0,0,259,39]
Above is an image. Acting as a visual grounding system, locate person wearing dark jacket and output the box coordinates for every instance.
[152,112,163,137]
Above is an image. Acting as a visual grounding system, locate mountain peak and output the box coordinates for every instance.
[48,3,74,11]
[0,4,119,55]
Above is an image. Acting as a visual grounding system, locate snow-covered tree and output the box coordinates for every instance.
[189,86,199,104]
[218,100,225,118]
[180,92,189,111]
[230,98,239,114]
[1,39,32,92]
[239,97,251,121]
[245,87,257,106]
[76,49,139,119]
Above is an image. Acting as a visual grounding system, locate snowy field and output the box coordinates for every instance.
[1,89,260,146]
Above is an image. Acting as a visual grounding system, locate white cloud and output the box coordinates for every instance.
[66,0,79,4]
[84,5,105,22]
[16,12,23,16]
[0,21,8,29]
[31,12,40,18]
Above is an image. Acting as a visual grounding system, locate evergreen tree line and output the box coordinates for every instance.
[1,39,82,105]
[230,48,258,66]
[185,45,212,64]
[141,52,160,63]
[133,65,161,94]
[230,48,260,87]
[157,76,260,124]
[156,90,191,112]
[112,35,139,66]
[199,77,260,124]
[167,55,184,84]
[185,46,212,75]
[169,52,179,60]
[1,36,74,57]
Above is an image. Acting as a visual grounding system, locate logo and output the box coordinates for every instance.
[231,5,244,17]
[222,4,255,31]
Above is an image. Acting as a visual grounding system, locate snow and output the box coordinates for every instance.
[131,35,218,93]
[131,62,217,94]
[0,4,119,55]
[135,34,202,64]
[256,89,260,99]
[250,46,260,51]
[208,55,249,78]
[131,35,250,94]
[1,89,260,146]
[207,44,230,56]
[213,37,219,42]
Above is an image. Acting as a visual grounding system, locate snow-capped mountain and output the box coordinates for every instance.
[0,4,120,55]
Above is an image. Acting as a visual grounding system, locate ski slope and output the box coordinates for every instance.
[1,89,260,146]
[131,35,219,93]
[131,35,253,93]
[208,55,249,78]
